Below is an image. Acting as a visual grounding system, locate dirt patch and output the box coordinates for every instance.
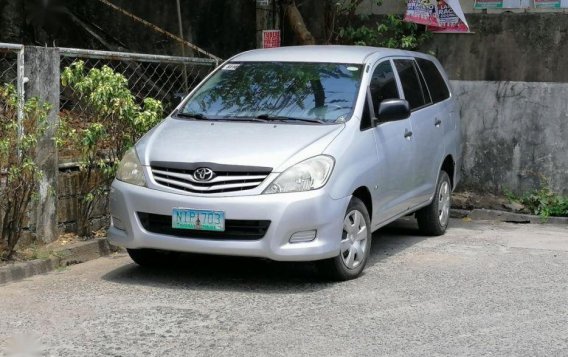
[1,229,107,267]
[452,191,530,214]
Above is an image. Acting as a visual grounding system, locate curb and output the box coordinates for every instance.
[451,208,568,225]
[0,238,118,285]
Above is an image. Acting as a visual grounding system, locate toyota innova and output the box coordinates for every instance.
[108,46,462,280]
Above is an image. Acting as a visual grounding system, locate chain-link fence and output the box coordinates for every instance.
[0,48,18,87]
[59,47,217,115]
[0,43,25,130]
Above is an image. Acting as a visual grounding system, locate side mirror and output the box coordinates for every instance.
[375,99,410,125]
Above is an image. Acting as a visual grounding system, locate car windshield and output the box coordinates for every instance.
[178,62,363,123]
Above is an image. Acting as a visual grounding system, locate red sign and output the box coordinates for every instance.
[262,30,281,49]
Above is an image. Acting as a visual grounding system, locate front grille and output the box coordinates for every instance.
[150,164,272,194]
[138,213,270,240]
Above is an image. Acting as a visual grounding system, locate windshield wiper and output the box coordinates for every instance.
[174,111,208,120]
[225,117,268,123]
[255,114,326,124]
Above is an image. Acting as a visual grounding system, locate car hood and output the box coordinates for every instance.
[136,118,345,172]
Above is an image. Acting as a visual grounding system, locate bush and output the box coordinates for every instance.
[332,1,431,50]
[507,179,568,219]
[59,61,163,238]
[0,84,51,260]
[518,186,568,219]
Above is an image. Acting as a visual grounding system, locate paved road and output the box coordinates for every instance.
[1,219,567,356]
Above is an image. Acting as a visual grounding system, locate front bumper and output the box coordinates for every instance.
[108,180,350,261]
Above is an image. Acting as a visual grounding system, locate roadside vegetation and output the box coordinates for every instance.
[0,84,51,260]
[506,181,568,220]
[0,62,163,262]
[58,61,163,238]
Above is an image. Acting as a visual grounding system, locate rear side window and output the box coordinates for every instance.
[394,59,428,110]
[416,58,450,103]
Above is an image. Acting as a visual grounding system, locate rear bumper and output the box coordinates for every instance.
[108,180,350,261]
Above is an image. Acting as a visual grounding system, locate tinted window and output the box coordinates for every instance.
[394,59,428,110]
[417,58,450,103]
[416,64,432,105]
[181,62,363,123]
[369,61,400,113]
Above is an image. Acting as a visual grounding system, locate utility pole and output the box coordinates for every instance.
[175,0,189,93]
[256,0,280,48]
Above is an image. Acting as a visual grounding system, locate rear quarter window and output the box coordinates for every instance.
[416,58,450,103]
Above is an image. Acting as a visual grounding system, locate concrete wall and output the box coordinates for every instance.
[354,12,568,83]
[452,80,568,195]
[420,14,568,82]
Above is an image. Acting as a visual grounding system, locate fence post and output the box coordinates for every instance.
[24,46,60,243]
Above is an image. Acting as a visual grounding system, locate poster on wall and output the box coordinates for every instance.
[534,0,560,7]
[404,0,439,27]
[427,0,470,33]
[474,0,504,9]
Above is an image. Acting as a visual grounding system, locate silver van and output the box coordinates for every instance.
[109,46,461,280]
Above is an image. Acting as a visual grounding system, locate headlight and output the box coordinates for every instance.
[116,148,146,187]
[263,155,334,194]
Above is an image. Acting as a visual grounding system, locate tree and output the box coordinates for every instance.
[281,0,430,50]
[281,0,316,45]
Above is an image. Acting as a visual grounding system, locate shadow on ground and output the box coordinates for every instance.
[102,217,428,293]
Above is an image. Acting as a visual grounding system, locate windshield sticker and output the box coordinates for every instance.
[222,64,241,71]
[347,66,359,72]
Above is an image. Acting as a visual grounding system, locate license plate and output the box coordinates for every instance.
[172,208,225,232]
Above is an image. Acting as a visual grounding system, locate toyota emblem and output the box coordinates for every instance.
[193,167,215,181]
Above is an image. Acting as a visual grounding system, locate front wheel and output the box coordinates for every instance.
[318,197,372,281]
[416,171,452,236]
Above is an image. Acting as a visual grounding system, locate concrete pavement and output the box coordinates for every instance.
[1,218,567,356]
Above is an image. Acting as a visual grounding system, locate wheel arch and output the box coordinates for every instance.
[440,155,455,189]
[352,186,373,220]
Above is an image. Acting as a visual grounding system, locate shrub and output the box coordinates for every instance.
[59,61,163,238]
[518,186,568,219]
[0,84,51,260]
[507,178,568,219]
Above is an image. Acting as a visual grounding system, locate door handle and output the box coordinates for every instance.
[404,129,413,139]
[434,118,442,127]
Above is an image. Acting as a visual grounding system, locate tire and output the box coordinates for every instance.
[127,248,173,268]
[318,197,372,281]
[416,171,452,236]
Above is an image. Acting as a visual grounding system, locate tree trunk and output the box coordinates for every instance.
[282,0,316,45]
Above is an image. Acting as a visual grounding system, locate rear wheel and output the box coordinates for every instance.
[416,171,451,236]
[319,197,372,281]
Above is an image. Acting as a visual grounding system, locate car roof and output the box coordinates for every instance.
[230,45,431,64]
